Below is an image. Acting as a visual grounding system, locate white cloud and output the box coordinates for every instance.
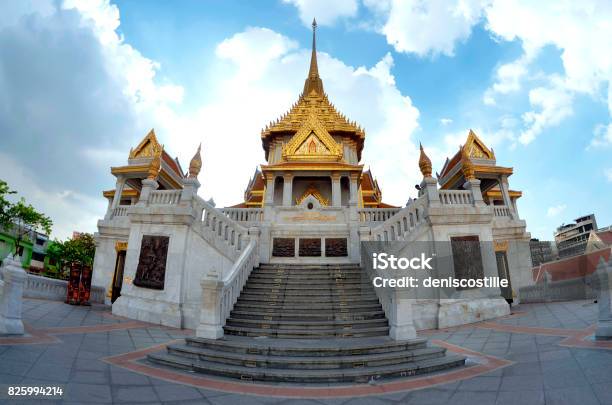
[0,0,184,239]
[364,0,486,57]
[519,80,574,144]
[440,118,453,125]
[589,123,612,149]
[605,168,612,182]
[484,1,612,144]
[483,53,533,105]
[362,1,612,145]
[282,0,358,27]
[546,204,567,218]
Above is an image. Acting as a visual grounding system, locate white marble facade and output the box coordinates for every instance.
[91,166,533,339]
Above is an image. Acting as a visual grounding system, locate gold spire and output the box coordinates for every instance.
[303,18,324,96]
[188,143,202,178]
[418,143,432,178]
[460,144,476,181]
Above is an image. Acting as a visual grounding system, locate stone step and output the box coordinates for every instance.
[232,302,383,313]
[238,289,379,298]
[249,271,365,279]
[225,317,389,330]
[235,295,382,305]
[184,336,428,356]
[147,351,466,383]
[229,309,386,322]
[258,264,361,269]
[245,277,372,289]
[223,324,390,338]
[255,268,362,275]
[165,343,446,370]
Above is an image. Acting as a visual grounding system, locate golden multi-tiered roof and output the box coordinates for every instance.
[260,19,365,160]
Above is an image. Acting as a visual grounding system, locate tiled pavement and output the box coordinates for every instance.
[1,298,611,404]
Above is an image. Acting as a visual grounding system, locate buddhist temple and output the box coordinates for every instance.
[91,20,534,383]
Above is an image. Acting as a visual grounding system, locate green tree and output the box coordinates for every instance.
[0,179,52,258]
[62,233,96,267]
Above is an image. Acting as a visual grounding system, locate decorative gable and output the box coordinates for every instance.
[282,114,342,161]
[465,129,495,160]
[129,129,163,159]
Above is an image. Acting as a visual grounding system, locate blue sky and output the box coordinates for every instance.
[0,0,611,240]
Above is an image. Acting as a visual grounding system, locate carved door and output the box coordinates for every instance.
[495,251,513,303]
[111,250,126,303]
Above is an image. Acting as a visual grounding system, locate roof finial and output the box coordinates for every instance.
[303,17,324,96]
[188,143,202,179]
[418,142,433,178]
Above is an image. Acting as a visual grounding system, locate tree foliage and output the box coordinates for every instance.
[0,179,53,257]
[48,233,96,270]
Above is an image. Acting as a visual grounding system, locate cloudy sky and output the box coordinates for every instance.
[1,0,611,240]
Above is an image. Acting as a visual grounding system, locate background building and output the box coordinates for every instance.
[529,238,554,266]
[554,214,598,258]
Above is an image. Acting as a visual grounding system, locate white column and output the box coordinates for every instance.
[0,256,27,335]
[264,176,275,205]
[349,174,359,206]
[498,175,516,218]
[331,173,341,207]
[106,176,126,219]
[282,173,293,206]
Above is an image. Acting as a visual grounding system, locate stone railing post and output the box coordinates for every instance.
[137,179,159,207]
[388,288,417,340]
[196,269,224,339]
[421,177,440,207]
[463,178,484,206]
[181,178,201,207]
[0,256,27,335]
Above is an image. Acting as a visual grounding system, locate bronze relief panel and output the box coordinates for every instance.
[133,235,170,290]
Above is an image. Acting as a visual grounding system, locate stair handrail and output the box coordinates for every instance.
[370,195,428,241]
[197,237,259,339]
[193,196,249,257]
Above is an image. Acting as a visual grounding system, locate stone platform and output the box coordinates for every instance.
[1,298,612,404]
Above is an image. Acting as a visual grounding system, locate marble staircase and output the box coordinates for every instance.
[147,264,465,383]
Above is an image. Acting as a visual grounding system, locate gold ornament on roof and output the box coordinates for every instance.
[130,129,161,159]
[188,143,202,178]
[418,143,432,178]
[147,143,163,180]
[460,144,476,181]
[295,184,329,206]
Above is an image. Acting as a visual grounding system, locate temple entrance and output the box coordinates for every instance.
[111,249,126,303]
[495,250,513,304]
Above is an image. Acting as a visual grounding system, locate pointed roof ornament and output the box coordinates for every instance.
[188,143,202,179]
[303,17,324,96]
[418,142,433,178]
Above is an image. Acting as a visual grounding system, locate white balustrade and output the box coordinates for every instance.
[195,197,249,255]
[358,208,401,222]
[149,190,182,205]
[438,190,473,206]
[111,206,129,218]
[370,196,427,242]
[221,208,264,223]
[493,205,512,217]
